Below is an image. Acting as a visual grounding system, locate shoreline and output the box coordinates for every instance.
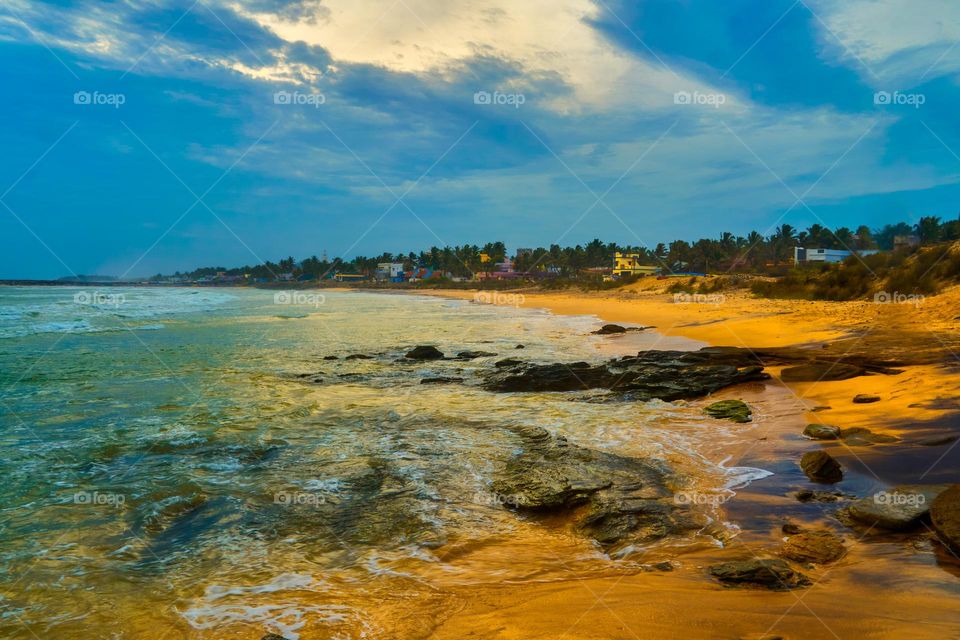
[411,285,960,639]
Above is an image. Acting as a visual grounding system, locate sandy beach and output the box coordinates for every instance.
[413,281,960,639]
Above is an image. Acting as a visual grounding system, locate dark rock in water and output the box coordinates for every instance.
[811,405,832,412]
[795,489,846,503]
[803,424,841,440]
[405,346,444,360]
[852,394,881,404]
[482,348,769,401]
[800,451,842,483]
[931,484,960,553]
[847,484,950,530]
[708,559,811,590]
[456,350,497,359]
[515,344,525,349]
[262,634,288,640]
[647,560,675,571]
[323,355,339,360]
[594,324,627,334]
[781,363,865,382]
[420,377,464,384]
[293,372,324,384]
[780,530,846,564]
[782,522,804,535]
[837,427,898,445]
[704,400,752,423]
[345,354,373,360]
[920,435,959,447]
[492,428,704,550]
[494,358,525,368]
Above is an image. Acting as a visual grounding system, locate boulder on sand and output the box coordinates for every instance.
[852,394,881,404]
[931,485,960,553]
[405,345,445,360]
[704,400,752,423]
[593,324,627,334]
[708,559,811,590]
[847,484,950,530]
[780,530,846,564]
[800,450,843,483]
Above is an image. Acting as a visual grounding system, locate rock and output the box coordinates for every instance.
[345,354,373,360]
[800,450,843,483]
[852,394,881,404]
[405,345,445,360]
[780,530,846,564]
[795,489,845,503]
[482,348,769,401]
[803,424,841,440]
[781,363,865,382]
[838,427,898,445]
[515,344,525,349]
[494,358,524,368]
[492,428,704,550]
[593,324,627,334]
[456,350,497,359]
[323,355,339,360]
[704,400,752,423]
[781,522,804,535]
[420,377,463,384]
[647,560,675,571]
[847,484,951,530]
[920,435,959,447]
[261,634,288,640]
[708,559,811,590]
[931,485,960,553]
[811,405,832,412]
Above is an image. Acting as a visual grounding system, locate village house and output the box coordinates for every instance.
[612,252,660,277]
[793,247,879,265]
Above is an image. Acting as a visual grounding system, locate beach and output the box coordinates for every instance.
[417,282,960,639]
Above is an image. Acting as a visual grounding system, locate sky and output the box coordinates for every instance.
[1,0,959,278]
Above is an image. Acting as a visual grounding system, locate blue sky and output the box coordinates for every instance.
[1,0,959,278]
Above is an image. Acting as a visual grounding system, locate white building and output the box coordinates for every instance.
[793,247,879,265]
[375,262,405,281]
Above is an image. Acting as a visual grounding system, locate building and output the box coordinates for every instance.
[333,272,366,282]
[793,247,879,265]
[375,262,406,283]
[612,252,660,277]
[893,235,920,250]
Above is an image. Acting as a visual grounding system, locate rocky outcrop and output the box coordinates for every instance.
[779,530,846,564]
[847,484,951,530]
[405,346,445,360]
[708,559,811,590]
[800,451,843,483]
[420,377,464,384]
[481,349,769,401]
[704,400,752,423]
[931,485,960,553]
[593,324,627,334]
[492,427,706,550]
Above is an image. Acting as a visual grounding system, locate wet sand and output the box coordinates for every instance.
[415,282,960,639]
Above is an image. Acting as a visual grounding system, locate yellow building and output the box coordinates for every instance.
[613,252,659,277]
[479,252,491,263]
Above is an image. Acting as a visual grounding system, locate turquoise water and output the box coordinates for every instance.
[0,287,769,638]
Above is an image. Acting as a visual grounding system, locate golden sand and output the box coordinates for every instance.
[413,281,960,639]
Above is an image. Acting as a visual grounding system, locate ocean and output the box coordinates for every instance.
[0,286,772,638]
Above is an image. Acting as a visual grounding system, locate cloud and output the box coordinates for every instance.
[812,0,960,86]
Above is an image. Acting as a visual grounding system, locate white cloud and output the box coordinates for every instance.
[813,0,960,86]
